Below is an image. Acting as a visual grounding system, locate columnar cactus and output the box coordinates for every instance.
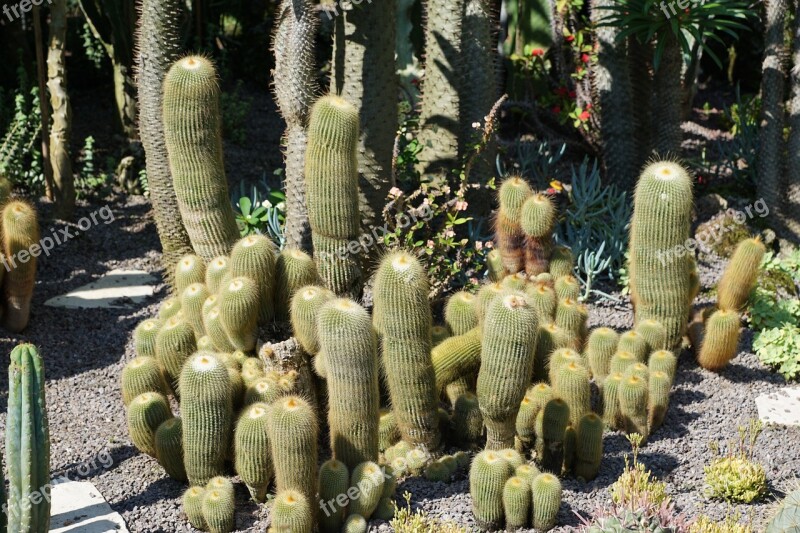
[290,285,335,355]
[648,349,678,381]
[477,293,539,449]
[431,327,482,392]
[618,330,648,362]
[540,398,570,474]
[234,402,273,502]
[619,374,649,440]
[219,276,260,352]
[527,282,557,322]
[305,95,363,298]
[494,176,534,274]
[180,352,233,486]
[275,248,319,320]
[531,473,562,531]
[554,275,580,302]
[575,413,604,481]
[154,417,186,481]
[602,372,624,429]
[610,351,637,376]
[155,316,197,394]
[503,476,532,529]
[175,254,207,294]
[648,371,672,430]
[162,56,239,262]
[548,245,574,279]
[555,362,591,427]
[183,486,207,530]
[230,234,278,323]
[272,490,313,533]
[452,392,484,445]
[586,327,619,385]
[635,319,668,353]
[520,193,556,276]
[158,297,182,321]
[629,160,694,348]
[445,291,479,335]
[268,395,318,504]
[6,344,50,532]
[697,309,742,371]
[2,201,40,332]
[470,450,513,530]
[349,461,385,519]
[121,356,168,405]
[486,249,507,281]
[318,459,349,532]
[205,256,230,294]
[181,283,210,338]
[133,318,161,358]
[203,307,236,353]
[373,251,441,450]
[717,238,766,312]
[318,298,380,468]
[127,392,172,456]
[202,477,235,533]
[555,298,588,350]
[534,323,569,381]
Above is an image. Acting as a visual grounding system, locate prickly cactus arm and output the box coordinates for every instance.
[758,0,788,216]
[589,0,637,190]
[784,4,800,242]
[652,39,683,155]
[331,0,397,230]
[7,344,51,532]
[416,0,465,180]
[272,0,319,251]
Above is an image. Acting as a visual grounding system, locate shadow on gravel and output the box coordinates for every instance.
[719,362,782,384]
[114,476,186,514]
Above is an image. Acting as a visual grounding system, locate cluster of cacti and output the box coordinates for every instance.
[182,476,235,533]
[1,199,41,332]
[470,449,562,531]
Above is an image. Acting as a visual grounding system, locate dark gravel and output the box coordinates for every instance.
[0,193,797,533]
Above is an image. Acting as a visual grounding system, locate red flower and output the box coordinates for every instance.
[552,106,562,114]
[568,90,577,99]
[581,53,591,64]
[586,103,593,109]
[565,35,575,42]
[579,110,590,121]
[531,48,545,57]
[556,87,569,96]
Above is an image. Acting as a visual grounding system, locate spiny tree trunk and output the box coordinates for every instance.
[47,0,75,218]
[396,0,421,106]
[590,0,637,190]
[628,39,653,162]
[758,0,788,220]
[331,0,398,231]
[33,4,54,201]
[136,0,195,291]
[784,0,800,243]
[652,39,683,155]
[272,0,319,251]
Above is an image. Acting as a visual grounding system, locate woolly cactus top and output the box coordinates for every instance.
[190,352,221,373]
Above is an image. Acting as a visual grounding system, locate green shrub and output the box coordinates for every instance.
[690,513,753,533]
[610,434,668,509]
[390,493,468,533]
[704,421,767,503]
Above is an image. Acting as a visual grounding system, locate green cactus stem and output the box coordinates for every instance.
[2,201,40,332]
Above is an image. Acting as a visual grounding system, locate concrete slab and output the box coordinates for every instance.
[50,480,128,532]
[45,269,157,309]
[756,387,800,426]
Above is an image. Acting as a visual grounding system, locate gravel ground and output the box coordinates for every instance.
[0,193,797,533]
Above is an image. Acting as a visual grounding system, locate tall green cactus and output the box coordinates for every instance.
[180,352,232,486]
[136,0,194,289]
[275,248,319,321]
[162,56,239,262]
[127,392,172,457]
[586,327,619,386]
[629,161,694,348]
[305,95,363,298]
[470,450,513,530]
[6,344,50,533]
[318,298,380,468]
[268,395,319,504]
[478,293,539,449]
[290,285,335,356]
[373,251,441,450]
[234,402,273,502]
[494,176,533,274]
[219,276,260,352]
[2,200,40,332]
[230,234,278,323]
[155,315,197,394]
[717,238,765,312]
[531,473,562,531]
[521,193,556,276]
[574,413,603,481]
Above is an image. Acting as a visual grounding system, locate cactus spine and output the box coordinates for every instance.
[268,396,318,504]
[6,344,50,532]
[318,298,380,468]
[275,248,319,320]
[717,238,766,312]
[697,309,741,371]
[305,95,363,298]
[163,57,239,262]
[470,450,513,530]
[531,473,562,531]
[272,490,313,533]
[373,252,441,449]
[234,403,273,502]
[2,201,40,332]
[180,353,232,486]
[494,176,534,274]
[629,161,694,348]
[478,293,539,449]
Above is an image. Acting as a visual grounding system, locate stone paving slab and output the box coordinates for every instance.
[756,386,800,426]
[50,480,129,532]
[45,269,156,309]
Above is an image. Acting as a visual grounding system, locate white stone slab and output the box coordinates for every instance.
[45,269,157,309]
[50,480,129,532]
[756,387,800,426]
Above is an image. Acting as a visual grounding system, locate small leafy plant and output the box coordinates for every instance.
[610,434,669,509]
[704,420,767,503]
[391,492,467,533]
[689,512,753,533]
[232,178,286,246]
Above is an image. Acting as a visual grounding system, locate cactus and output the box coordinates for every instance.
[163,56,239,262]
[619,374,649,440]
[515,463,541,483]
[379,409,401,451]
[527,282,558,322]
[202,477,235,533]
[494,176,534,274]
[555,362,591,427]
[155,315,197,394]
[470,450,514,530]
[183,487,207,530]
[555,298,588,350]
[554,275,581,302]
[648,349,678,382]
[503,476,532,529]
[5,345,50,532]
[218,276,261,352]
[175,254,207,294]
[478,293,539,449]
[181,283,210,337]
[516,394,538,452]
[766,487,800,532]
[563,425,576,473]
[534,323,569,381]
[635,319,668,353]
[549,245,574,279]
[697,309,742,371]
[432,327,482,392]
[318,459,349,532]
[539,398,570,474]
[233,402,273,502]
[531,473,562,531]
[158,297,182,321]
[127,391,172,457]
[154,417,186,481]
[629,161,694,348]
[133,318,162,358]
[272,490,313,533]
[486,249,507,281]
[318,298,380,468]
[373,252,441,449]
[230,234,278,323]
[502,272,529,292]
[343,514,368,533]
[520,193,556,277]
[2,201,40,332]
[205,256,230,294]
[290,285,335,355]
[275,248,319,320]
[121,356,168,405]
[602,372,624,429]
[373,497,396,520]
[586,327,619,385]
[548,348,583,386]
[624,363,650,383]
[180,352,232,486]
[305,95,363,298]
[445,291,479,335]
[197,335,213,351]
[432,325,451,346]
[476,282,505,325]
[575,413,604,481]
[610,351,637,376]
[618,331,648,362]
[717,238,766,312]
[452,392,484,445]
[203,307,236,353]
[648,370,672,430]
[349,461,385,518]
[269,395,318,503]
[243,377,281,406]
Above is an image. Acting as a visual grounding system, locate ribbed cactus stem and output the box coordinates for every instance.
[575,413,604,481]
[444,291,479,335]
[470,450,513,530]
[234,402,273,502]
[432,327,482,392]
[121,356,167,405]
[155,315,197,394]
[154,417,186,481]
[586,327,619,385]
[230,234,278,323]
[494,176,533,274]
[697,309,742,371]
[268,395,318,504]
[531,473,562,531]
[127,391,172,456]
[272,490,313,533]
[2,201,40,332]
[318,459,349,532]
[717,238,766,312]
[205,256,229,294]
[219,276,260,352]
[275,248,319,320]
[521,193,556,276]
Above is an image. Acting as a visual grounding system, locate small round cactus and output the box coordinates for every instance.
[635,319,668,353]
[133,318,162,358]
[201,477,235,533]
[470,450,514,530]
[182,486,207,530]
[445,291,478,335]
[205,256,230,294]
[234,402,273,502]
[230,234,278,323]
[697,309,741,371]
[503,475,532,529]
[121,356,167,406]
[342,514,368,533]
[618,330,648,362]
[175,254,207,294]
[318,459,349,532]
[648,349,678,381]
[127,392,172,457]
[271,490,313,533]
[531,473,562,531]
[154,417,186,481]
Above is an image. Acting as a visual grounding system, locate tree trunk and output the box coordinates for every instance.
[331,0,398,231]
[652,40,683,155]
[33,5,54,201]
[758,0,788,222]
[136,0,195,291]
[628,39,653,162]
[112,62,137,140]
[783,0,800,243]
[47,0,75,219]
[590,0,637,190]
[272,0,319,251]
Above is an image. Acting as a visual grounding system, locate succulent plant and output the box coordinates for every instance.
[470,450,514,530]
[540,398,570,474]
[133,318,162,358]
[347,463,385,520]
[648,350,678,382]
[219,276,260,352]
[521,193,556,277]
[619,374,649,440]
[127,392,172,457]
[271,490,313,533]
[766,487,800,532]
[602,372,624,429]
[234,402,273,502]
[697,309,742,371]
[432,327,482,393]
[717,238,765,312]
[205,256,230,294]
[230,234,278,323]
[555,361,591,427]
[268,395,318,504]
[343,514,368,533]
[503,475,532,529]
[154,417,186,481]
[635,319,668,353]
[648,371,672,430]
[531,473,562,531]
[155,315,197,394]
[318,459,349,532]
[274,248,319,321]
[586,327,620,386]
[121,356,168,406]
[494,176,534,274]
[182,486,207,530]
[202,477,235,533]
[290,285,335,356]
[2,201,40,332]
[452,392,484,445]
[549,245,574,279]
[575,413,604,481]
[617,331,648,362]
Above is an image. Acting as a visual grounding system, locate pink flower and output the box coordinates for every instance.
[455,200,468,211]
[581,53,590,64]
[475,241,484,251]
[389,187,403,198]
[485,241,494,249]
[427,240,435,247]
[444,229,455,238]
[579,110,591,121]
